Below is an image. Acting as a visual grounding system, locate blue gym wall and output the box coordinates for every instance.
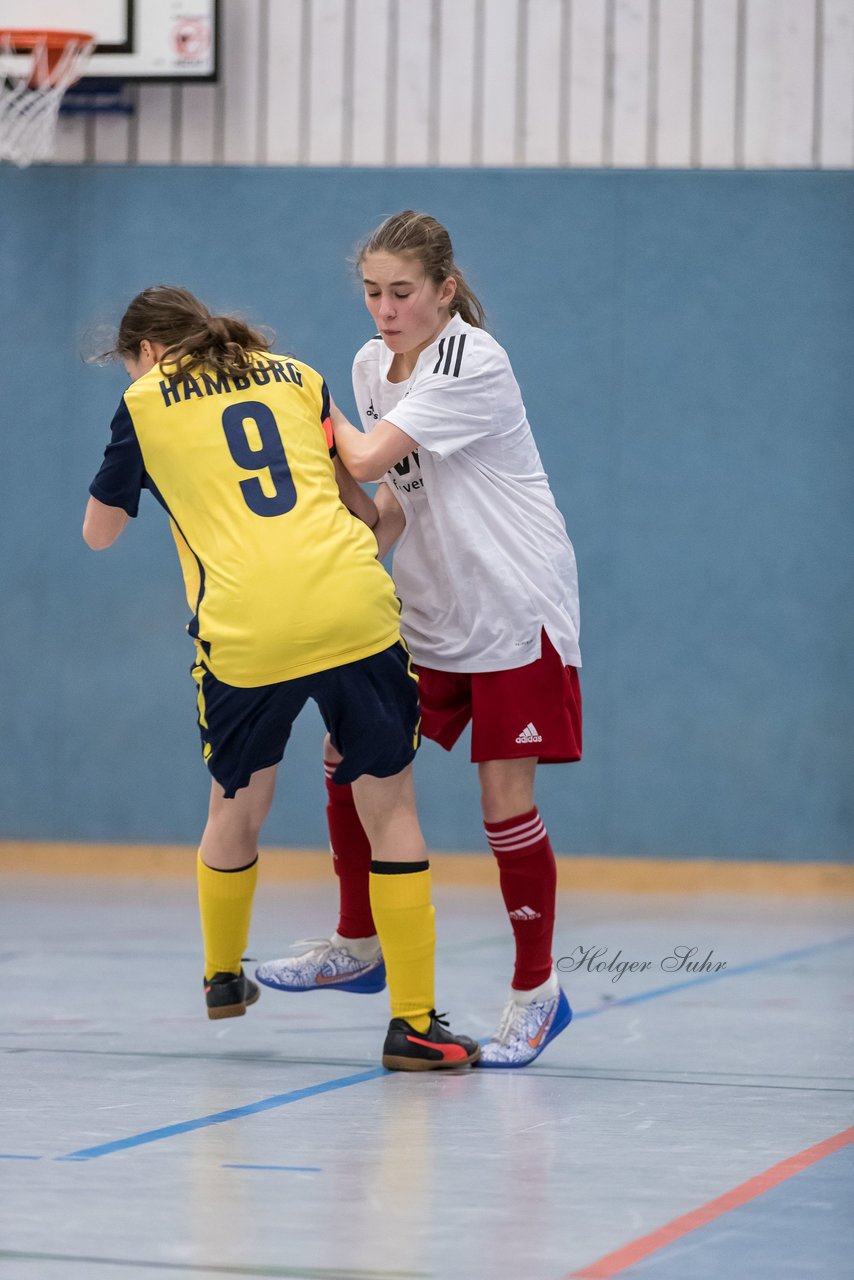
[1,166,852,860]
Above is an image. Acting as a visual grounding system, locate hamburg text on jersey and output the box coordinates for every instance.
[90,353,401,687]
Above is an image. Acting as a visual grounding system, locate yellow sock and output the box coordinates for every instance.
[197,852,258,981]
[369,864,435,1032]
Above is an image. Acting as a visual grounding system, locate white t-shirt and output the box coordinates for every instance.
[352,312,581,673]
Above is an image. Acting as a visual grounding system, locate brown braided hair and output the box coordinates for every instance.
[104,285,272,378]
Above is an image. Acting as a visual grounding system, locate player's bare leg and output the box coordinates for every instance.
[200,763,276,869]
[198,765,276,1019]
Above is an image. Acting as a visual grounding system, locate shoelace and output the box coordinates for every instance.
[289,937,337,958]
[492,998,527,1045]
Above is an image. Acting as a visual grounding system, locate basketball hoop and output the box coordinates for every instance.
[0,29,94,167]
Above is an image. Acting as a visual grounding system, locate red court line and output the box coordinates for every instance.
[566,1124,854,1279]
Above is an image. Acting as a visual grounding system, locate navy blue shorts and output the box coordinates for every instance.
[192,642,421,798]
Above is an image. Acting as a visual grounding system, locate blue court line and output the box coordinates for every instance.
[56,1067,385,1161]
[0,1154,42,1160]
[50,932,854,1163]
[221,1163,322,1172]
[570,933,854,1020]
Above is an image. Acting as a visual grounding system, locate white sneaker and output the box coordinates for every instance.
[255,936,386,994]
[477,976,573,1068]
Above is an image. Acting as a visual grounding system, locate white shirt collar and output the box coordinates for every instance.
[376,311,469,382]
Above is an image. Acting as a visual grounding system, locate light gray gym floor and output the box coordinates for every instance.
[1,872,852,1279]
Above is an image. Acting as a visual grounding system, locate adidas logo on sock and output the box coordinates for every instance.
[509,905,542,921]
[515,722,543,744]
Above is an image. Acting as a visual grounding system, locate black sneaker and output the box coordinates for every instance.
[382,1010,480,1071]
[204,969,260,1020]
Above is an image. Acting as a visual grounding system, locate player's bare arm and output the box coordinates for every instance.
[329,397,417,483]
[82,496,129,550]
[333,454,379,529]
[373,483,406,560]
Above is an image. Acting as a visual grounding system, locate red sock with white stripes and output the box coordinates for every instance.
[484,807,557,991]
[324,757,376,940]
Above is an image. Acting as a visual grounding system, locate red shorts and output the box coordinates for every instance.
[413,631,582,764]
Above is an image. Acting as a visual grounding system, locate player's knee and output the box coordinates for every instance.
[479,763,536,824]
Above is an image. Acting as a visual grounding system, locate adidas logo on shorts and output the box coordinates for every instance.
[515,722,543,744]
[509,905,542,921]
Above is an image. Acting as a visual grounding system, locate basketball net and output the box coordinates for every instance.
[0,30,94,167]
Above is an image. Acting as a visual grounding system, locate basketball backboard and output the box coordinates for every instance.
[1,0,218,81]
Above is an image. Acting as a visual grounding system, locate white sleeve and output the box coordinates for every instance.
[382,340,500,460]
[351,345,380,432]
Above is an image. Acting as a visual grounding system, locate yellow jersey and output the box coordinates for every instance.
[90,352,401,687]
